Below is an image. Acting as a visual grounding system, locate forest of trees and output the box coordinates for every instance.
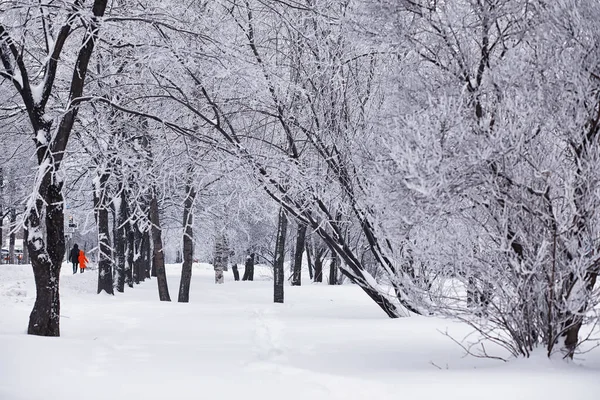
[1,0,599,360]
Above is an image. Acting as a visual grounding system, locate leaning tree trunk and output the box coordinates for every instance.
[273,208,287,303]
[291,222,306,286]
[178,174,196,303]
[95,171,114,295]
[150,191,170,301]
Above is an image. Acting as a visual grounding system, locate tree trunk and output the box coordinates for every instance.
[305,237,313,280]
[273,208,287,303]
[314,258,323,282]
[213,234,229,284]
[22,227,29,265]
[144,228,151,279]
[313,244,325,283]
[151,239,157,278]
[95,172,114,295]
[124,204,134,288]
[328,250,338,285]
[27,174,65,336]
[291,222,306,286]
[8,208,16,264]
[560,273,598,358]
[150,191,170,301]
[242,253,255,281]
[114,188,127,293]
[178,176,196,303]
[133,225,143,285]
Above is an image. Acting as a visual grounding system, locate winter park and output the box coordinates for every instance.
[1,1,600,399]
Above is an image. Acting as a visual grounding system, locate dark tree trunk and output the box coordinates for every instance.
[124,204,134,288]
[143,228,151,279]
[291,223,306,286]
[27,178,65,336]
[150,236,157,278]
[273,208,287,303]
[313,243,326,283]
[150,192,170,301]
[95,172,114,295]
[305,237,313,280]
[314,256,323,282]
[178,176,196,303]
[8,208,16,264]
[328,250,339,285]
[560,273,598,358]
[114,188,127,293]
[22,227,29,265]
[242,253,255,281]
[111,203,117,285]
[133,226,143,284]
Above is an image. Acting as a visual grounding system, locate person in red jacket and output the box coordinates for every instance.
[78,249,88,273]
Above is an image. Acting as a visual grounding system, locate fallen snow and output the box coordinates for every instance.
[0,263,599,400]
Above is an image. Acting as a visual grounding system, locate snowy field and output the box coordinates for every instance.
[1,263,599,400]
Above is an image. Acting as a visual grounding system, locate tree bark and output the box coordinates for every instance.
[133,225,143,285]
[150,191,170,301]
[144,228,151,279]
[8,208,16,264]
[273,208,287,303]
[27,175,65,336]
[313,243,326,283]
[213,234,229,284]
[560,272,598,358]
[22,227,29,265]
[95,172,114,295]
[328,250,338,285]
[178,176,196,302]
[242,253,255,281]
[114,187,127,293]
[305,239,313,280]
[151,240,157,278]
[291,222,306,286]
[124,203,134,288]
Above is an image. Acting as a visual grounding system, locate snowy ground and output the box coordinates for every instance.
[1,263,599,400]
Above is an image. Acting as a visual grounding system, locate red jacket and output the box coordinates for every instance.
[78,250,89,269]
